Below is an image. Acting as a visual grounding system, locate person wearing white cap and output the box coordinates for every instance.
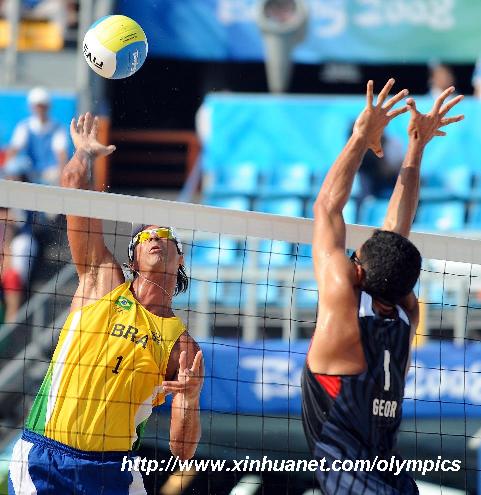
[1,87,66,321]
[4,86,68,185]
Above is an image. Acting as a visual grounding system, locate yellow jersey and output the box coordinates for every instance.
[25,282,185,452]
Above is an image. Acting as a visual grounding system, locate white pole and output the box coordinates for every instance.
[4,0,21,85]
[76,0,94,113]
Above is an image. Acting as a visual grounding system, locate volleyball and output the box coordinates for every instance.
[82,15,148,79]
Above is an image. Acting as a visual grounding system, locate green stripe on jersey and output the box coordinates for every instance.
[25,364,53,434]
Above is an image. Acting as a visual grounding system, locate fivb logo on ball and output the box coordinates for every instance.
[83,15,148,79]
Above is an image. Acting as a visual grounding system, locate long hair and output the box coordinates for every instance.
[175,264,189,295]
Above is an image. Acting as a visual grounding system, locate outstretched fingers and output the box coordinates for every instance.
[70,118,77,136]
[76,114,85,134]
[439,115,464,127]
[83,112,94,135]
[104,145,116,156]
[433,86,455,114]
[384,88,409,111]
[387,105,408,119]
[376,78,395,106]
[406,97,418,114]
[179,350,187,373]
[190,351,203,374]
[366,80,374,107]
[440,94,464,116]
[91,116,99,138]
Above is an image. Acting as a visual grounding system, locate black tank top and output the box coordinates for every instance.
[301,291,412,459]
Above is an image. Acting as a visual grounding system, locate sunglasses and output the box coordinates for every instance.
[134,228,177,244]
[350,251,362,266]
[129,227,183,261]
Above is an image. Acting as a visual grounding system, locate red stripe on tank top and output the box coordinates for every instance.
[314,374,341,399]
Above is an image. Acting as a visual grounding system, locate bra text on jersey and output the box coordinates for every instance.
[111,323,150,349]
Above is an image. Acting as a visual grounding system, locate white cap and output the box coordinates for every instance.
[28,87,50,106]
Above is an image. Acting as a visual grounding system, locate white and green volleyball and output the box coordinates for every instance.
[83,15,148,79]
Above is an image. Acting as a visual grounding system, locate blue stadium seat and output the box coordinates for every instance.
[253,198,303,266]
[256,282,282,307]
[466,203,481,230]
[343,200,358,225]
[295,243,312,266]
[420,167,472,201]
[413,201,466,232]
[173,278,199,309]
[295,280,318,309]
[257,239,293,267]
[204,195,250,211]
[209,281,245,308]
[203,162,259,197]
[351,174,363,199]
[260,162,312,198]
[255,197,304,217]
[311,169,327,195]
[470,174,481,201]
[191,236,241,266]
[358,198,390,227]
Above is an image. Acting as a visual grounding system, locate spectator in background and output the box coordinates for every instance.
[472,58,481,99]
[1,87,65,323]
[0,208,6,325]
[4,87,68,185]
[358,133,404,200]
[428,62,456,99]
[0,193,37,329]
[0,208,37,323]
[348,121,404,206]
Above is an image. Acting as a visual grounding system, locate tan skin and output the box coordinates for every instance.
[309,79,464,376]
[61,113,203,460]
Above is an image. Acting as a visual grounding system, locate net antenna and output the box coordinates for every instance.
[256,0,308,93]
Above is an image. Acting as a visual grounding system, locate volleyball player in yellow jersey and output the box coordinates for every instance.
[8,113,204,495]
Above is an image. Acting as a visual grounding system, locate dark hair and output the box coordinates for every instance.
[359,230,421,305]
[175,265,189,296]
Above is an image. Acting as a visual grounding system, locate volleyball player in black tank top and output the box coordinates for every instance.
[301,79,464,494]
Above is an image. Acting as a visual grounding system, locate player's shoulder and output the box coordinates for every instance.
[398,292,419,329]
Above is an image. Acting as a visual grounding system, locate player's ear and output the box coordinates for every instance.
[354,263,365,285]
[179,254,184,266]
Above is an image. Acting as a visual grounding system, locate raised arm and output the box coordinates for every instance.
[163,332,203,460]
[313,79,408,262]
[309,79,409,375]
[61,113,121,310]
[383,87,464,236]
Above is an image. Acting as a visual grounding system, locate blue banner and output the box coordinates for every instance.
[200,94,481,177]
[118,0,481,63]
[184,339,481,418]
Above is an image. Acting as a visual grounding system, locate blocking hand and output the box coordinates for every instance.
[406,87,464,146]
[353,78,409,158]
[162,350,204,401]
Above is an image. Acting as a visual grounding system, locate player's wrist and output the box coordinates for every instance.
[407,134,427,149]
[349,131,370,151]
[179,393,201,409]
[74,147,96,162]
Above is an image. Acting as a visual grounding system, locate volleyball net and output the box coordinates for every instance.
[1,179,481,494]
